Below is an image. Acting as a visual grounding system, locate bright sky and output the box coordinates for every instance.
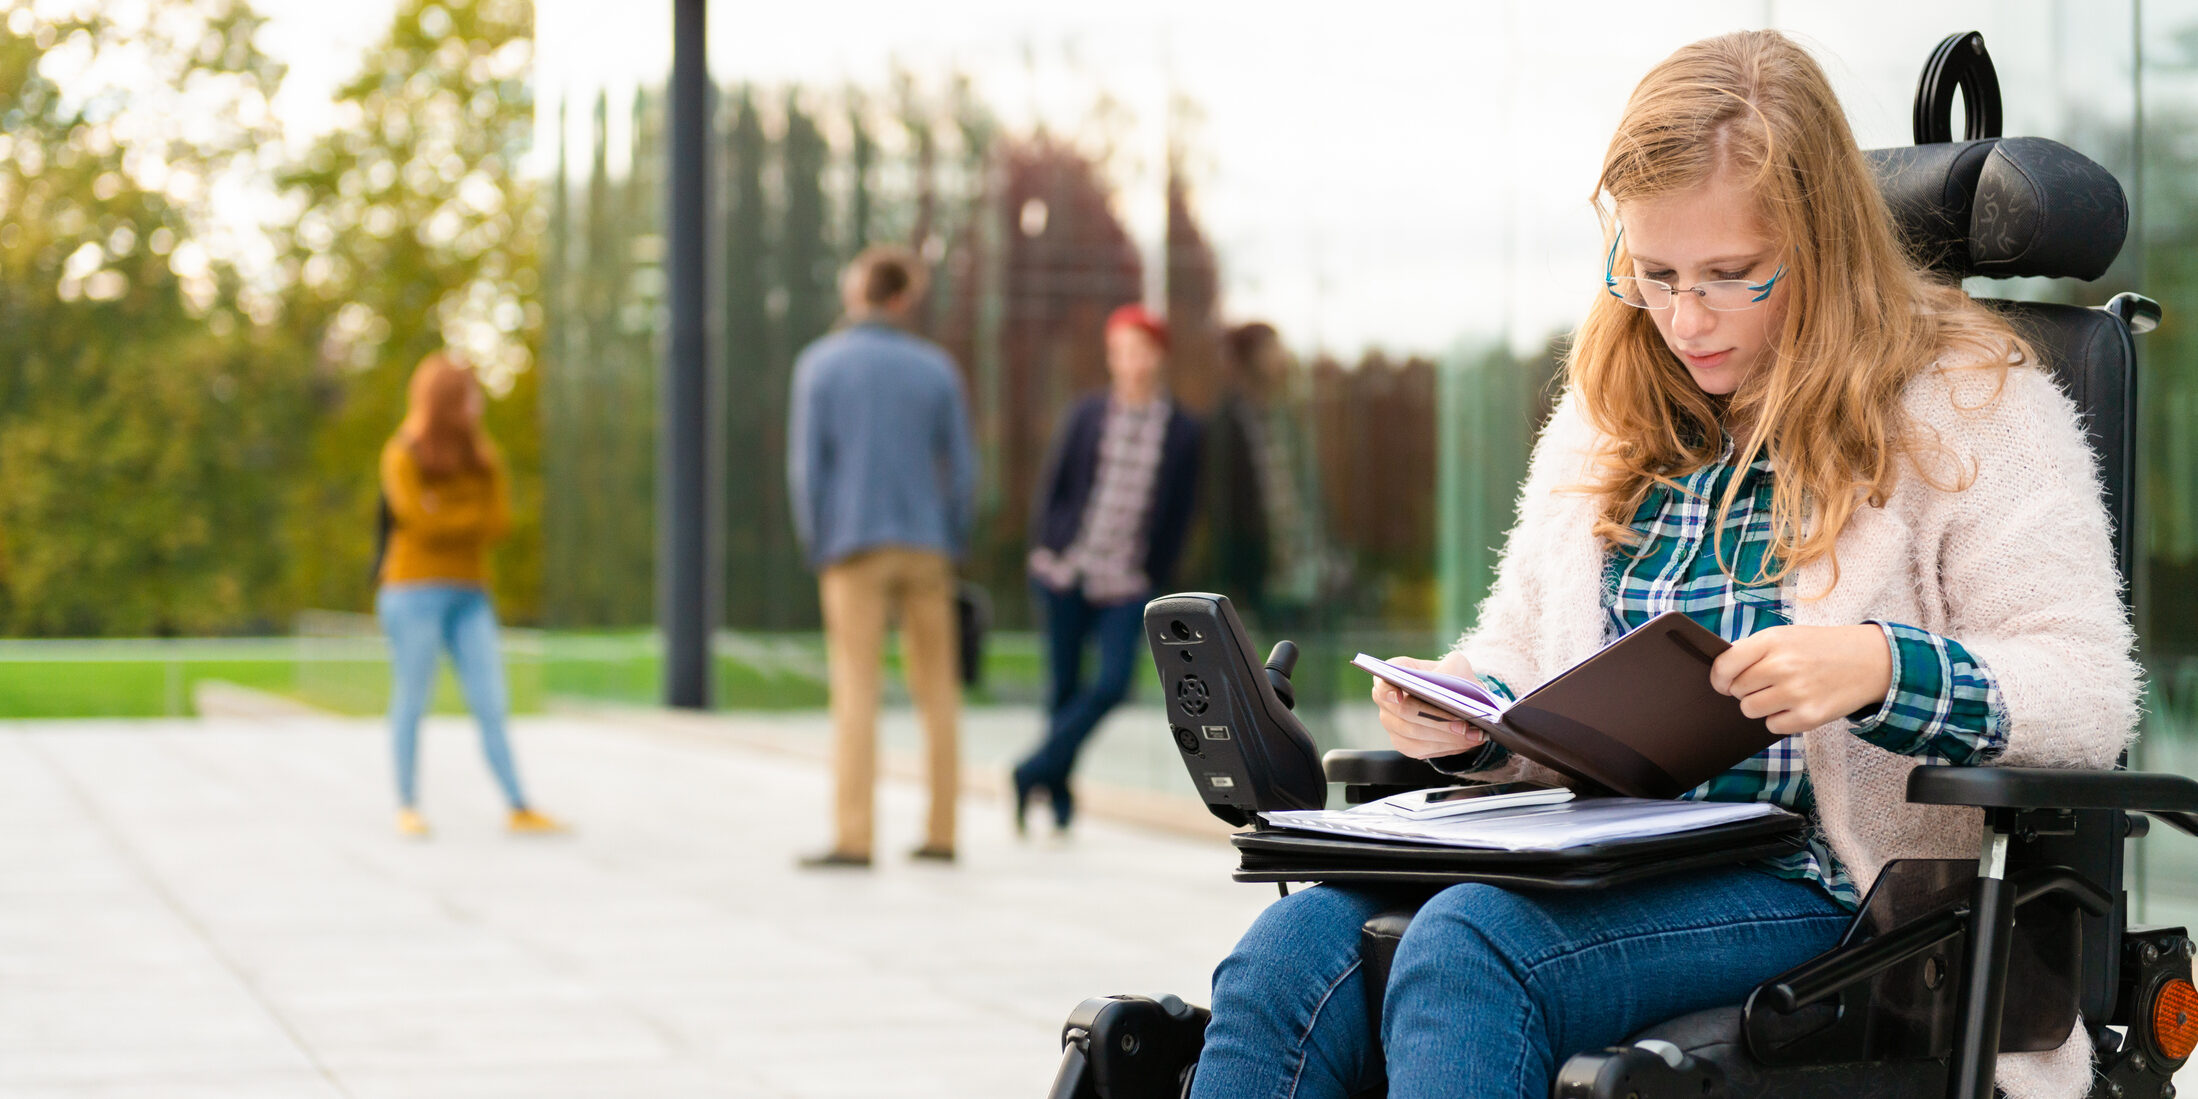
[260,0,2137,360]
[250,0,401,154]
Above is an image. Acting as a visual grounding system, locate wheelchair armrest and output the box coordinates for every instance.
[1322,749,1454,788]
[1906,765,2198,836]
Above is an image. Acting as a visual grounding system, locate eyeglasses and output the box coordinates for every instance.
[1603,229,1788,312]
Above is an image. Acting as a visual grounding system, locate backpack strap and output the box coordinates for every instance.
[369,493,395,587]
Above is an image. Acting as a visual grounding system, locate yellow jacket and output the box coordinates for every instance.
[378,438,509,586]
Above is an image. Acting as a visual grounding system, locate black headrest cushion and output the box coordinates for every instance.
[1864,137,2127,281]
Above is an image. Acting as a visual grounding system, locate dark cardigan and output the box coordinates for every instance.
[1029,393,1204,593]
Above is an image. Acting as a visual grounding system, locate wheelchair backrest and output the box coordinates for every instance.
[1864,95,2140,1028]
[1865,135,2137,581]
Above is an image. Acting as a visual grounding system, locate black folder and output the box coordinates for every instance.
[1231,811,1806,890]
[1370,611,1782,799]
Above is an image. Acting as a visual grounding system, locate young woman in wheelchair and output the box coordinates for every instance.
[1188,30,2139,1099]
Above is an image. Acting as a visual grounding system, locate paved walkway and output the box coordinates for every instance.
[7,711,2194,1098]
[0,713,1267,1098]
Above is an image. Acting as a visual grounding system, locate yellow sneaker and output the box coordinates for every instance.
[396,808,430,838]
[507,808,566,835]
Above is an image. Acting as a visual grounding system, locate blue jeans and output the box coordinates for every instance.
[1190,867,1849,1099]
[376,583,528,810]
[1014,582,1148,827]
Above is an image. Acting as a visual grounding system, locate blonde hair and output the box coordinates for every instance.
[1570,30,2029,590]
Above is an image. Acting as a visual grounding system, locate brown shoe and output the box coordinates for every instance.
[796,850,872,870]
[909,845,956,863]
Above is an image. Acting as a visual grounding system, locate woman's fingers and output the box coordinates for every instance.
[1370,653,1484,757]
[1738,683,1831,737]
[1386,725,1479,759]
[1736,685,1783,720]
[1710,631,1775,695]
[1390,731,1487,760]
[1376,686,1463,734]
[1382,709,1471,742]
[1380,708,1485,758]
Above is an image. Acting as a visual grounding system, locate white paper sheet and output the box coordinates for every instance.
[1259,797,1796,852]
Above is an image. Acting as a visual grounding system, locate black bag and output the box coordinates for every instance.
[955,581,990,688]
[368,493,395,587]
[1226,813,1806,890]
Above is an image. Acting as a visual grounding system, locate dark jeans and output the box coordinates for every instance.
[1014,582,1148,827]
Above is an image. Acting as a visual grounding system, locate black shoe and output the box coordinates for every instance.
[1011,770,1035,838]
[796,850,872,870]
[909,844,956,863]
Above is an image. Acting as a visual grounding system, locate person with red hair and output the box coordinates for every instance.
[1017,304,1203,835]
[376,352,561,838]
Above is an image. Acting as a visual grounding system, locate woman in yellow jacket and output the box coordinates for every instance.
[377,353,560,838]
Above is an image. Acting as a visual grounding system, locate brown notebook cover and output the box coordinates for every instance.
[1400,611,1780,799]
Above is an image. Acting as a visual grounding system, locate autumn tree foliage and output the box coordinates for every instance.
[0,0,305,634]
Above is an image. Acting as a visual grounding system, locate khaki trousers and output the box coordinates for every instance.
[818,546,960,857]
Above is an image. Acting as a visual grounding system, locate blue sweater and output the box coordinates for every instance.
[787,322,978,570]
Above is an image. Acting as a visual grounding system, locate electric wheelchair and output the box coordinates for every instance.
[1049,34,2198,1099]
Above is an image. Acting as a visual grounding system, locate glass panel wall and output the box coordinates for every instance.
[2134,0,2198,929]
[533,1,2196,921]
[534,5,668,702]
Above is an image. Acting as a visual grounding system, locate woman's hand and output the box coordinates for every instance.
[1709,624,1893,736]
[1372,652,1489,759]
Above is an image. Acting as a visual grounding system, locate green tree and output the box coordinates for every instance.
[721,86,771,630]
[0,0,306,635]
[540,88,659,627]
[767,92,836,629]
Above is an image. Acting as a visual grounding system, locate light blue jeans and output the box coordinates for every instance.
[376,583,528,810]
[1189,866,1849,1099]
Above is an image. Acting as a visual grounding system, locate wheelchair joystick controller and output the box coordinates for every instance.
[1143,593,1328,826]
[1263,641,1299,710]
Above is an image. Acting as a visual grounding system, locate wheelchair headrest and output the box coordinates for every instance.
[1865,137,2127,281]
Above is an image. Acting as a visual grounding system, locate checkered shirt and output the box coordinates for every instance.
[1464,438,2008,908]
[1029,398,1171,605]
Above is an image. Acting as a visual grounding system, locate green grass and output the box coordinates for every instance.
[0,631,1047,719]
[0,638,547,719]
[0,627,1194,719]
[538,631,1063,710]
[0,657,297,718]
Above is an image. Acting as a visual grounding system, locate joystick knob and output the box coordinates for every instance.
[1264,641,1300,710]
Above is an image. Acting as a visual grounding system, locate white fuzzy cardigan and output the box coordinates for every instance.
[1450,361,2142,1099]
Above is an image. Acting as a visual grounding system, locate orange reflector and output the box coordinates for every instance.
[2156,977,2198,1062]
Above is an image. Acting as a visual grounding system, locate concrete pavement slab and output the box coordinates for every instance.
[0,714,1265,1098]
[8,709,2186,1098]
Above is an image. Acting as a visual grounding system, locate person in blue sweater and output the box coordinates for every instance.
[787,244,978,868]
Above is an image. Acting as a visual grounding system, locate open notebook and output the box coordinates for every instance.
[1354,611,1782,799]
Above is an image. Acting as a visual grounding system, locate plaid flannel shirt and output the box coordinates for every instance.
[1461,438,2008,907]
[1029,397,1172,604]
